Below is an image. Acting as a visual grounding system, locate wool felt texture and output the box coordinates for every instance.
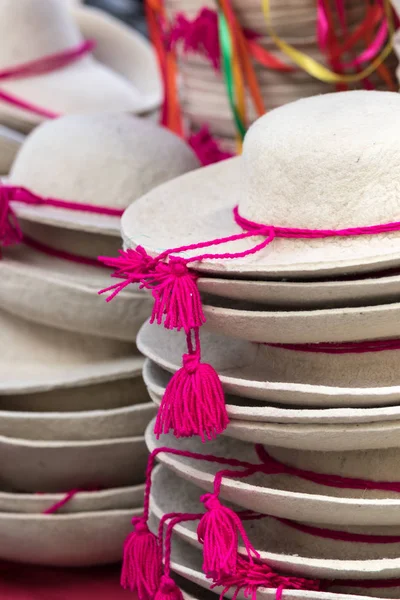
[0,309,143,394]
[0,396,155,442]
[0,126,24,175]
[196,268,400,310]
[9,112,200,235]
[151,465,400,570]
[137,320,400,407]
[145,423,400,526]
[2,432,147,493]
[146,366,400,451]
[156,518,400,600]
[0,483,145,514]
[0,0,161,132]
[0,507,142,566]
[122,91,400,279]
[143,359,400,425]
[0,374,144,413]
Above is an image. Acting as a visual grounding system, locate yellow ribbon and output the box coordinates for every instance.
[261,0,394,83]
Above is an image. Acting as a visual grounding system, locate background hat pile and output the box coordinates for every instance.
[0,0,204,572]
[152,0,398,154]
[107,89,400,600]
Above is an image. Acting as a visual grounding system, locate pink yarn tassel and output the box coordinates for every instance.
[98,246,157,301]
[0,186,23,250]
[154,575,184,600]
[197,493,259,579]
[188,127,234,166]
[149,258,205,332]
[120,516,161,600]
[213,555,321,600]
[154,331,228,441]
[169,8,221,70]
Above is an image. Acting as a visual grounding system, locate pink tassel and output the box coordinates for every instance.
[98,246,157,301]
[169,8,221,70]
[197,493,259,579]
[154,347,228,441]
[212,555,321,600]
[188,126,234,166]
[154,576,184,600]
[120,516,161,600]
[0,186,23,251]
[149,258,205,332]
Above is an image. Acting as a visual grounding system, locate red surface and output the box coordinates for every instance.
[0,562,135,599]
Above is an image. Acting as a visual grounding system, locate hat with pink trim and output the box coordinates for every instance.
[100,90,400,437]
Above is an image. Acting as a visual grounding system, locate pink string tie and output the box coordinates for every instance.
[101,205,400,441]
[0,40,95,118]
[0,186,23,251]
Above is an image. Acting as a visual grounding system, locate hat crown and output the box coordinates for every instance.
[10,113,199,209]
[0,0,83,70]
[241,91,400,230]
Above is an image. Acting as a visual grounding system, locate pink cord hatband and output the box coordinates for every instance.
[100,204,400,442]
[0,184,122,267]
[0,40,95,118]
[263,338,400,354]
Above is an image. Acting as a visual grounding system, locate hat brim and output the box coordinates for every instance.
[0,245,152,341]
[137,321,400,408]
[151,465,400,579]
[144,359,400,425]
[0,482,145,513]
[0,5,161,133]
[0,398,155,442]
[122,158,400,278]
[0,309,144,395]
[0,126,24,174]
[146,423,400,527]
[169,535,379,600]
[0,507,141,566]
[2,433,147,492]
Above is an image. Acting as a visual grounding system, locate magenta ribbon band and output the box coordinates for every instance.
[263,338,400,354]
[0,40,95,118]
[0,184,123,267]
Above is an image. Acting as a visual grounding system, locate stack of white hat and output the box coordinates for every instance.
[98,90,400,600]
[0,105,200,567]
[163,0,397,151]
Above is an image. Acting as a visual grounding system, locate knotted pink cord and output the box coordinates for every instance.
[0,40,95,118]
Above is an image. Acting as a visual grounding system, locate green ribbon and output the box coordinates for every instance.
[217,7,246,140]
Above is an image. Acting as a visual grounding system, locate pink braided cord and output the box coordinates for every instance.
[0,40,95,118]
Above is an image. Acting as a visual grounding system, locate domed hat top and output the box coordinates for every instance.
[99,91,400,445]
[6,112,199,235]
[122,90,400,279]
[0,0,161,130]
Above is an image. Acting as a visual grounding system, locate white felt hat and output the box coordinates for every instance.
[0,309,143,395]
[146,423,400,527]
[0,507,141,566]
[197,269,400,310]
[138,321,400,408]
[3,432,147,492]
[122,91,400,279]
[0,125,24,175]
[0,483,145,513]
[166,535,392,600]
[9,112,199,235]
[0,0,162,132]
[144,359,400,426]
[0,399,155,441]
[0,369,145,412]
[151,466,400,585]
